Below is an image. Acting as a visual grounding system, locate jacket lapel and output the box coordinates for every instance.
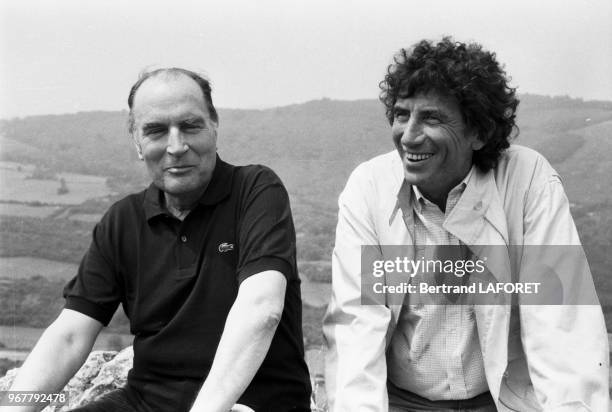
[441,168,512,405]
[385,179,416,337]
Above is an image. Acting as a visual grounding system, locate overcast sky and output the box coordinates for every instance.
[1,0,611,118]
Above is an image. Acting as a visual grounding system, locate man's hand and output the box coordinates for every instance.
[0,309,102,412]
[189,270,286,412]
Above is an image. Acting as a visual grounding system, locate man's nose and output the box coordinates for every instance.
[166,127,188,156]
[399,118,425,147]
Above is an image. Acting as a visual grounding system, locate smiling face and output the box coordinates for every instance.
[392,92,484,205]
[132,74,218,208]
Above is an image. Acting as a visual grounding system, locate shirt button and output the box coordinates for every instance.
[473,201,483,211]
[180,235,187,243]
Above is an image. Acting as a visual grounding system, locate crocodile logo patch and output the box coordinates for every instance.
[218,242,234,253]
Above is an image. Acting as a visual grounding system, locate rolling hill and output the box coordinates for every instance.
[2,95,611,206]
[1,94,611,333]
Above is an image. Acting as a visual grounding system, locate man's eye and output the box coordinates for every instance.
[143,127,166,137]
[394,111,409,121]
[423,115,441,124]
[182,124,204,133]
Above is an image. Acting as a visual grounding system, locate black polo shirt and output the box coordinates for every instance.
[63,157,311,412]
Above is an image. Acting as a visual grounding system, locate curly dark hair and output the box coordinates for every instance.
[379,37,519,171]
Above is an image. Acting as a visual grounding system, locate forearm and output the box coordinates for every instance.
[0,312,100,412]
[190,296,281,411]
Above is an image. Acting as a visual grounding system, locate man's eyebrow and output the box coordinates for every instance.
[141,117,207,130]
[141,122,167,131]
[181,116,206,125]
[420,108,448,119]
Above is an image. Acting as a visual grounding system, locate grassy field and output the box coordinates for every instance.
[554,120,612,204]
[301,280,331,308]
[0,325,42,350]
[67,213,104,223]
[0,138,44,161]
[0,257,77,282]
[0,203,61,218]
[0,161,112,205]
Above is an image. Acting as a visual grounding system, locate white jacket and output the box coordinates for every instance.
[323,145,609,411]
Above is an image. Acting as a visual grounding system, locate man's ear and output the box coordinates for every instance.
[132,136,144,160]
[211,122,219,149]
[471,138,485,151]
[469,129,486,151]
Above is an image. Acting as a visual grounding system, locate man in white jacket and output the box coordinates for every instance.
[323,37,609,411]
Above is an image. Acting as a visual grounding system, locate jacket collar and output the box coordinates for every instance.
[143,154,234,220]
[445,167,509,246]
[388,157,508,246]
[388,154,410,226]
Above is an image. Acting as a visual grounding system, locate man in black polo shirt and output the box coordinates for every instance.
[2,68,312,412]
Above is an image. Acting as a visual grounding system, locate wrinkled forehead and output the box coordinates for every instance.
[395,89,459,110]
[134,74,205,107]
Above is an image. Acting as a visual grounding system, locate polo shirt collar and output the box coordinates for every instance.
[143,154,234,220]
